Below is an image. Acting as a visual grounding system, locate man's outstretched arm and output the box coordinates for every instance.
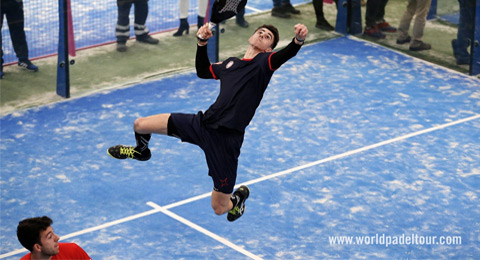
[196,24,214,79]
[270,24,309,70]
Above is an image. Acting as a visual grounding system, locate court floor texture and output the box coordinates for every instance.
[1,37,479,259]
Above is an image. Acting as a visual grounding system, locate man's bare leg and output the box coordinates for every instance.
[107,113,171,160]
[211,186,250,221]
[134,113,171,135]
[211,190,234,215]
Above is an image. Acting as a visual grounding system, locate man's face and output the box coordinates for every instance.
[37,226,60,256]
[248,28,274,52]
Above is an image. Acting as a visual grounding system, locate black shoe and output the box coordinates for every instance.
[236,18,249,28]
[137,35,159,44]
[409,40,431,51]
[315,18,334,31]
[174,18,190,36]
[107,145,151,161]
[227,185,250,222]
[271,6,291,18]
[116,42,127,52]
[18,60,38,72]
[282,3,300,14]
[396,35,411,45]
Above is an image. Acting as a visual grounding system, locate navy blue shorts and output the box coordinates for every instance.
[168,112,244,194]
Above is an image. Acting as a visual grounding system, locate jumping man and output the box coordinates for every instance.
[108,23,309,221]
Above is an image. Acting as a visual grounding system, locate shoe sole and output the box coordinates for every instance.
[364,34,386,39]
[409,47,431,51]
[396,37,411,45]
[137,40,159,45]
[18,66,38,72]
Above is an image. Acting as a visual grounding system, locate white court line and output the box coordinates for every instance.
[239,114,480,188]
[146,202,264,260]
[245,5,263,13]
[2,114,479,259]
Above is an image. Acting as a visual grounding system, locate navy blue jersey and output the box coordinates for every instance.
[196,38,302,133]
[204,52,275,132]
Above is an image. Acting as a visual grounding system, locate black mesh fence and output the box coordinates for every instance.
[1,0,197,65]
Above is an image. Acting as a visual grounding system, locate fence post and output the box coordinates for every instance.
[335,0,362,35]
[205,0,219,63]
[471,0,480,75]
[56,0,70,98]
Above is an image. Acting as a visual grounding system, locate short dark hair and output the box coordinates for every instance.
[17,216,53,252]
[255,24,279,50]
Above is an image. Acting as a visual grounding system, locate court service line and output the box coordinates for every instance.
[239,114,480,188]
[2,114,478,259]
[147,202,264,260]
[245,5,263,13]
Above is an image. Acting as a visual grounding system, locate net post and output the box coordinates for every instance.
[56,0,70,98]
[335,0,362,35]
[471,1,480,75]
[206,0,219,62]
[207,26,220,63]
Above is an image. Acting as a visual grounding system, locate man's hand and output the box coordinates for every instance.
[197,23,213,46]
[294,24,308,45]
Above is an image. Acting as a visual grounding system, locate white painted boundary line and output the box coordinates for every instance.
[239,114,480,188]
[146,202,264,260]
[245,5,263,13]
[2,114,479,259]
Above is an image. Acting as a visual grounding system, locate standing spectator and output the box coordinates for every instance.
[451,0,475,65]
[363,0,397,39]
[271,0,301,19]
[116,0,159,52]
[313,0,337,31]
[173,0,208,36]
[235,7,249,28]
[396,0,432,51]
[17,216,91,260]
[1,0,38,79]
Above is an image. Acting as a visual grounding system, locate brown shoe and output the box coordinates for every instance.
[409,40,431,51]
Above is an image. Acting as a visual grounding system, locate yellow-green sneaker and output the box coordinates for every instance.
[107,145,151,161]
[227,185,250,222]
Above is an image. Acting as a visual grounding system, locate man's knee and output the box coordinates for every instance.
[212,205,225,215]
[211,202,228,215]
[211,193,231,215]
[133,117,145,131]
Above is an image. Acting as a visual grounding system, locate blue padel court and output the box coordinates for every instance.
[1,37,479,259]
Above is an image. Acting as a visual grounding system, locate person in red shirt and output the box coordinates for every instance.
[17,216,91,260]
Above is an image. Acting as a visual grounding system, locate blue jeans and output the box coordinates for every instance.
[365,0,389,27]
[1,0,29,61]
[452,0,475,62]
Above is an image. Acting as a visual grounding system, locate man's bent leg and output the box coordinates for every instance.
[211,186,250,221]
[134,113,170,135]
[107,113,171,160]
